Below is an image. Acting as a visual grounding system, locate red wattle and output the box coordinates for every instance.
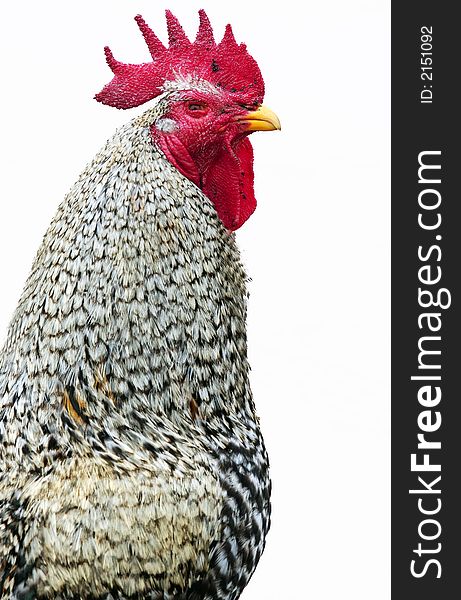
[155,129,256,231]
[202,137,256,231]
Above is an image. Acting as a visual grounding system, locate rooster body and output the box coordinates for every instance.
[0,11,278,600]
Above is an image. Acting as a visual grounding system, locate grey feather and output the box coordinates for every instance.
[0,96,270,600]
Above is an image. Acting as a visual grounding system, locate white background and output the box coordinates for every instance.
[0,1,390,599]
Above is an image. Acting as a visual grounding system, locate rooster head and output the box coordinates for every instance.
[95,10,280,230]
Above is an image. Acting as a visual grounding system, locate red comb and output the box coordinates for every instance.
[95,10,265,109]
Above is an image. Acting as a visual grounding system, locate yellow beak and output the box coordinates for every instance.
[236,105,281,132]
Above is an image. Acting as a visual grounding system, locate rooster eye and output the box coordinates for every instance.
[187,102,208,116]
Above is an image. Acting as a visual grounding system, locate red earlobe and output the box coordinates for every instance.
[153,128,200,188]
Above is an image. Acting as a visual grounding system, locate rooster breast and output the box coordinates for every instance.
[0,104,270,600]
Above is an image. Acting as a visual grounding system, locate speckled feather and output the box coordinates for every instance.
[0,95,270,599]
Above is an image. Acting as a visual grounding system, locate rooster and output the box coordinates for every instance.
[0,10,280,600]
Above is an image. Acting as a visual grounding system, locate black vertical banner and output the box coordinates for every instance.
[392,3,459,598]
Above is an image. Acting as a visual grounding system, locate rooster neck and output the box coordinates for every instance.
[0,108,258,470]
